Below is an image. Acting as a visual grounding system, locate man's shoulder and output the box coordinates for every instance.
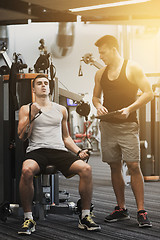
[19,104,30,112]
[126,60,145,85]
[95,66,106,80]
[126,60,141,72]
[18,104,30,119]
[97,66,106,74]
[53,102,66,113]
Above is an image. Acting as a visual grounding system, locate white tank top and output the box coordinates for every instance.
[26,102,67,153]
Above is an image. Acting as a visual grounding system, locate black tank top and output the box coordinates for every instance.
[100,60,138,123]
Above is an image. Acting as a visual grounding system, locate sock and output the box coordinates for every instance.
[24,212,33,220]
[81,209,90,219]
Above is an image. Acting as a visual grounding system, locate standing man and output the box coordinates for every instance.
[92,35,153,227]
[18,74,101,235]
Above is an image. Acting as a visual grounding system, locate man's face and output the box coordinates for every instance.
[98,44,113,65]
[33,77,50,97]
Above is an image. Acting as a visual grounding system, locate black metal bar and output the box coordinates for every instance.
[0,76,4,203]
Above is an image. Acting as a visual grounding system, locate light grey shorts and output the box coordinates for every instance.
[99,121,140,164]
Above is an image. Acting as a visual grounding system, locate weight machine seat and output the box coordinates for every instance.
[39,165,75,179]
[42,165,58,175]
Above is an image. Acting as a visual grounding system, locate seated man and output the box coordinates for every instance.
[17,74,101,235]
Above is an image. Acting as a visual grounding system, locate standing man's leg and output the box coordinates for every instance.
[104,162,130,222]
[126,162,144,211]
[126,161,152,227]
[110,162,125,209]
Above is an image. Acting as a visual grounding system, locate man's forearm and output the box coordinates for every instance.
[92,96,102,109]
[18,119,33,140]
[128,91,153,113]
[63,136,81,154]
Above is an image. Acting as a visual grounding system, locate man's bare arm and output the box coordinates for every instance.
[18,105,32,140]
[61,106,89,160]
[116,61,154,119]
[92,68,108,115]
[127,61,153,112]
[18,103,41,140]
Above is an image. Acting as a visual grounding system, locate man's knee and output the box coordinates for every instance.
[21,166,35,182]
[109,162,122,172]
[126,162,141,175]
[79,163,92,178]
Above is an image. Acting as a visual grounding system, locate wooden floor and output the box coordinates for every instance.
[0,152,160,240]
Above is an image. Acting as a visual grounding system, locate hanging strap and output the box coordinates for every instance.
[29,102,42,124]
[29,102,33,124]
[23,103,42,141]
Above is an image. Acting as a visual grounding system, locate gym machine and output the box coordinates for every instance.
[0,36,86,220]
[0,71,85,221]
[140,73,160,181]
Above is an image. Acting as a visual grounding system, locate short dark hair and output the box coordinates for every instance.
[95,35,119,51]
[32,74,49,87]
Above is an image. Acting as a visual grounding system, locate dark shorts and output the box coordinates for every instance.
[24,148,79,177]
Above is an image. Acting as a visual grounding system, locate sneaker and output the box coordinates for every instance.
[137,210,152,228]
[104,206,130,222]
[18,219,36,235]
[78,215,101,231]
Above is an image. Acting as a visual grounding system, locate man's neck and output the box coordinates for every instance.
[107,56,124,81]
[35,96,51,107]
[108,55,124,71]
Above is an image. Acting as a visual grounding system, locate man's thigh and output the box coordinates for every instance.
[99,121,122,163]
[24,148,49,174]
[118,122,140,162]
[47,149,79,178]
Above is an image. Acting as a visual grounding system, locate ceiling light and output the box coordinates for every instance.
[69,0,150,12]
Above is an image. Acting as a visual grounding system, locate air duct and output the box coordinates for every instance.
[0,26,10,75]
[0,26,8,48]
[51,22,75,58]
